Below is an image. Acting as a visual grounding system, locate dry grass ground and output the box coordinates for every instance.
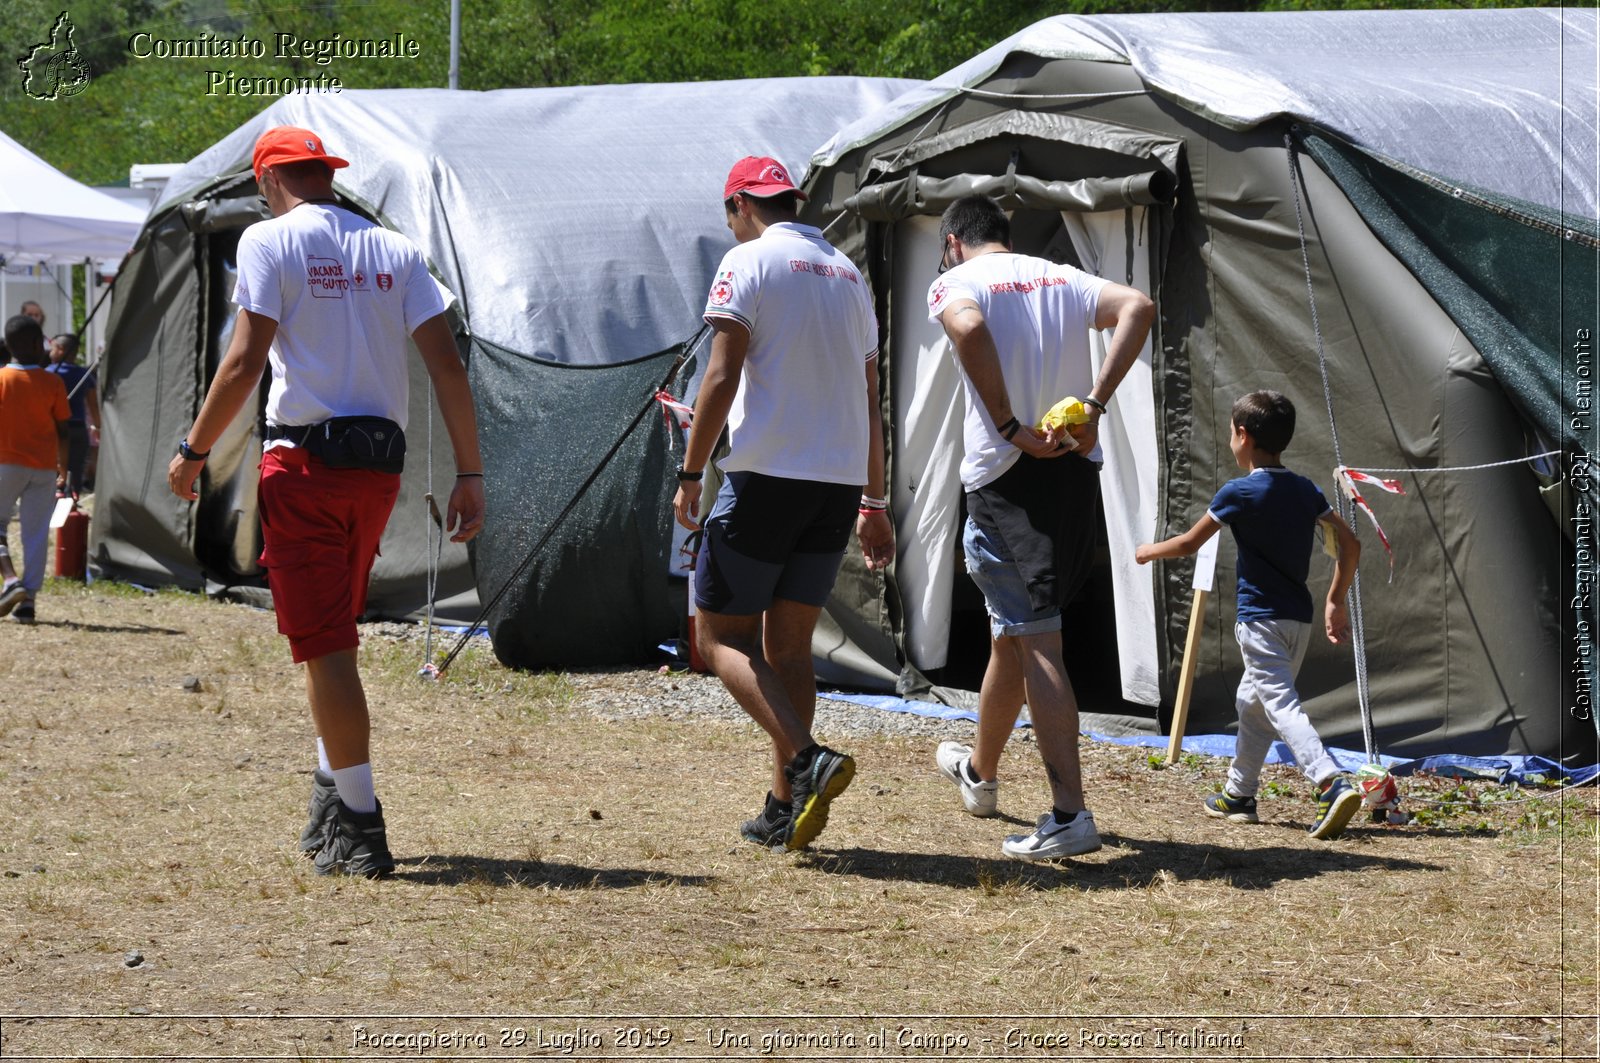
[0,575,1596,1061]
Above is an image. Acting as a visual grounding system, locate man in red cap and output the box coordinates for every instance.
[673,155,893,852]
[168,125,486,878]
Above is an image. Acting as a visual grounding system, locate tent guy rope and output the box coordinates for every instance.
[1285,132,1380,765]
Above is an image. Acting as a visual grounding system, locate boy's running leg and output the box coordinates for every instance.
[1227,658,1275,802]
[1237,620,1339,784]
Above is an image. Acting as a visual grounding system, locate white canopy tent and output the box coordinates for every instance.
[0,129,144,355]
[0,130,145,262]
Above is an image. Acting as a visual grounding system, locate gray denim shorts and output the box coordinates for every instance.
[962,515,1064,638]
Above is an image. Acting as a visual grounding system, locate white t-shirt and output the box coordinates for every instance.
[233,204,452,434]
[927,252,1107,489]
[703,222,878,485]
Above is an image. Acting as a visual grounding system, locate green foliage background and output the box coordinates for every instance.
[2,0,1549,185]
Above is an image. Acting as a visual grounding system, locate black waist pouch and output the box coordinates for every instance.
[308,415,406,474]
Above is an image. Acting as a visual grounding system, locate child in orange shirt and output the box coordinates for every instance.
[0,315,71,623]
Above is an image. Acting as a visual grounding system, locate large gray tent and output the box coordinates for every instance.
[93,78,913,651]
[799,9,1595,761]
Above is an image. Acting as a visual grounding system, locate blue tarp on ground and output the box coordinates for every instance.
[816,691,1600,787]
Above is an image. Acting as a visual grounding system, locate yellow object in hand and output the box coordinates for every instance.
[1038,396,1092,432]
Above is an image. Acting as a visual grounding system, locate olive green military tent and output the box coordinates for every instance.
[797,9,1595,762]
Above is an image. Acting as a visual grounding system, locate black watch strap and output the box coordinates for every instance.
[177,438,210,461]
[676,467,703,482]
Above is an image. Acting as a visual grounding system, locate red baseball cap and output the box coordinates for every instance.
[723,156,807,201]
[252,126,349,181]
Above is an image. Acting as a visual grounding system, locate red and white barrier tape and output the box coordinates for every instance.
[1334,466,1407,579]
[655,390,694,444]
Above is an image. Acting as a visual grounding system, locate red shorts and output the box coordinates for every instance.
[258,447,400,663]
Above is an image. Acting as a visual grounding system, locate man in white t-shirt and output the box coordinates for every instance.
[673,155,893,852]
[167,126,486,878]
[927,194,1154,862]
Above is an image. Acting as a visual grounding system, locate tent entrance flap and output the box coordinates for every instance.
[884,206,1161,709]
[840,114,1176,706]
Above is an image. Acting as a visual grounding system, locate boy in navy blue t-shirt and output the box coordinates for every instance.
[1137,391,1364,840]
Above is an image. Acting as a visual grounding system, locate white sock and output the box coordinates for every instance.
[330,763,377,814]
[316,738,332,775]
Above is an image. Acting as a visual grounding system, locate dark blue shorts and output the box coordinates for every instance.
[694,471,858,615]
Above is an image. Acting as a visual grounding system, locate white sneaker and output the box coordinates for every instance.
[935,741,998,817]
[1001,810,1101,861]
[0,580,25,618]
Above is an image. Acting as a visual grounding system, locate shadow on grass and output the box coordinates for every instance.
[394,854,715,890]
[14,619,186,635]
[802,832,1443,892]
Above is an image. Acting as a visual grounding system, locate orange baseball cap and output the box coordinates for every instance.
[252,126,349,181]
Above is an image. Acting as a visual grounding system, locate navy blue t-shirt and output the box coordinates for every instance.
[1207,467,1333,623]
[46,362,95,424]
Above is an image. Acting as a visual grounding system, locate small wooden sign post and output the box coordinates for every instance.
[1166,533,1219,764]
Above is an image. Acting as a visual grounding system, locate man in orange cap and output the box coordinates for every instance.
[673,156,893,852]
[168,125,486,878]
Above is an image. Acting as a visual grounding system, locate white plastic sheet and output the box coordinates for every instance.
[152,78,917,365]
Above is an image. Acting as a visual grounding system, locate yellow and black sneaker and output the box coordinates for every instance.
[783,745,855,851]
[1309,775,1361,840]
[1203,790,1259,824]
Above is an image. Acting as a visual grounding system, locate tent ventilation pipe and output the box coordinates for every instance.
[180,197,270,234]
[844,168,1175,222]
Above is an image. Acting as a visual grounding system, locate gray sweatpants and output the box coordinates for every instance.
[0,464,56,594]
[1226,618,1341,797]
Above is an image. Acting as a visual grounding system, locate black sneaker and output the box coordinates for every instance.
[313,799,396,878]
[783,745,855,851]
[740,792,791,848]
[1203,790,1259,823]
[1309,775,1361,840]
[298,770,339,856]
[12,601,35,624]
[0,581,26,618]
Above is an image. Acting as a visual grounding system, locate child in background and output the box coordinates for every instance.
[47,333,100,497]
[0,314,71,623]
[1136,390,1364,840]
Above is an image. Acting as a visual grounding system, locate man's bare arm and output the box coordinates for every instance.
[167,309,277,501]
[673,319,750,530]
[412,313,486,543]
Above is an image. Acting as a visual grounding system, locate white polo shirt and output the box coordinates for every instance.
[927,252,1107,489]
[233,204,453,432]
[703,221,878,486]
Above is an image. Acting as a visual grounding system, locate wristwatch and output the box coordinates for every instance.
[177,438,210,461]
[676,466,703,482]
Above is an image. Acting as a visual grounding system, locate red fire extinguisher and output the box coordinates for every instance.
[54,499,89,580]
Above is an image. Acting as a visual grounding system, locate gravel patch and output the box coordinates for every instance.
[568,668,986,741]
[364,620,984,742]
